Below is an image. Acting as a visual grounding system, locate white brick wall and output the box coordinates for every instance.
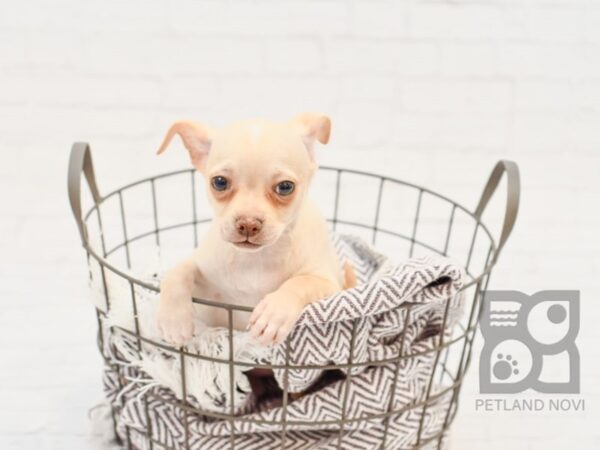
[0,1,598,449]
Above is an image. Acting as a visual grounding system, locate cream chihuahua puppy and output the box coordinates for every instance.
[156,113,354,347]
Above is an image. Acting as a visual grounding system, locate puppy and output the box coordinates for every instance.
[155,113,355,346]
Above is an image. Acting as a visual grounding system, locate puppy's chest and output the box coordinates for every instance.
[207,256,291,305]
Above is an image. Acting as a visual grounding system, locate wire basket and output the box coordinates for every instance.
[68,142,519,450]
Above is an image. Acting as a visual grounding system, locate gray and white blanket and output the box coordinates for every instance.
[98,235,465,450]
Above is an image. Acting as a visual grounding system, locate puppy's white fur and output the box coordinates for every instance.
[156,114,352,346]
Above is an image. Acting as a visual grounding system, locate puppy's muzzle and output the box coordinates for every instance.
[235,217,263,238]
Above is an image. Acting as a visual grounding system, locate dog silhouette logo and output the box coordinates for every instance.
[479,290,580,394]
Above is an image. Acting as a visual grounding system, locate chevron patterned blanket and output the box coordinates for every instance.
[100,235,465,450]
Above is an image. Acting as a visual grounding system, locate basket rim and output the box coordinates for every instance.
[80,165,498,312]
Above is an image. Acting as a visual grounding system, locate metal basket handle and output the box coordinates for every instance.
[68,142,101,245]
[474,160,520,263]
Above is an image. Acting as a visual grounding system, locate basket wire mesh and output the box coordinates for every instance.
[68,142,519,450]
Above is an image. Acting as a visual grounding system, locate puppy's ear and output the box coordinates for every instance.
[292,113,331,157]
[157,121,212,171]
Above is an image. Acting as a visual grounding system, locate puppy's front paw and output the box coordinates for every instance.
[248,292,305,346]
[156,301,196,347]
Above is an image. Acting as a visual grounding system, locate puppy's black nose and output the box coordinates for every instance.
[235,217,263,238]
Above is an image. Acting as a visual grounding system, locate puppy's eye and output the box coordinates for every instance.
[211,176,230,192]
[274,180,295,196]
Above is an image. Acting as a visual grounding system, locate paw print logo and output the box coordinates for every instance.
[494,354,519,380]
[483,339,531,386]
[479,291,579,394]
